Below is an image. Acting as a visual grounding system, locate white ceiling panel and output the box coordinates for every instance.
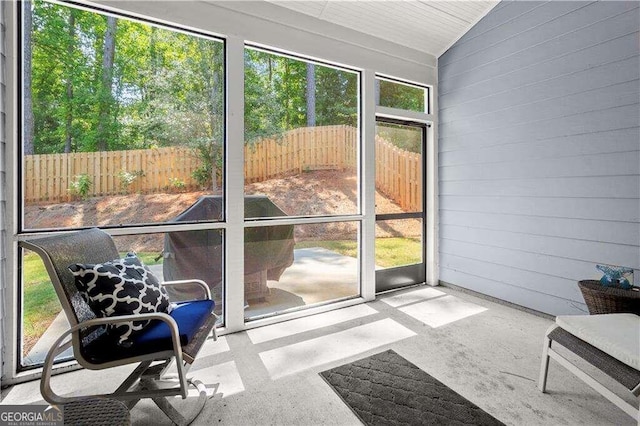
[268,0,500,56]
[270,0,328,16]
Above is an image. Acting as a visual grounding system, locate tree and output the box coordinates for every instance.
[63,9,76,153]
[23,1,34,155]
[193,39,224,191]
[27,0,361,163]
[315,67,357,127]
[378,79,424,112]
[244,49,285,142]
[96,15,117,151]
[306,63,315,127]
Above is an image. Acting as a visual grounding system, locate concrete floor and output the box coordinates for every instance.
[245,247,359,318]
[2,285,636,425]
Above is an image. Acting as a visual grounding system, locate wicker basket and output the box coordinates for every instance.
[578,280,640,315]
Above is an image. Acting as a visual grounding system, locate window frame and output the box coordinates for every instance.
[241,44,364,322]
[4,0,438,385]
[374,74,438,291]
[18,0,228,233]
[14,0,229,373]
[243,43,363,221]
[375,74,431,115]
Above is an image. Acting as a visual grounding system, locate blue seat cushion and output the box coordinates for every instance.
[81,299,214,364]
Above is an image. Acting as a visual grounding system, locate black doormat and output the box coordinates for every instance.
[320,349,505,426]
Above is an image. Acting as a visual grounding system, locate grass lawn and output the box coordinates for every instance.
[22,238,420,353]
[22,252,62,352]
[21,251,162,355]
[294,237,421,268]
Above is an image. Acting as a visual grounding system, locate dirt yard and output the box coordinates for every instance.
[23,170,421,355]
[25,170,420,249]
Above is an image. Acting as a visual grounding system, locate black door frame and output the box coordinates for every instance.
[375,117,428,293]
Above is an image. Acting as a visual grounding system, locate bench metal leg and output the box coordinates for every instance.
[547,346,639,420]
[539,324,639,422]
[538,325,554,392]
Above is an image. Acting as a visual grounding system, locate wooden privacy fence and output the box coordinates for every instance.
[244,125,358,183]
[24,146,200,203]
[375,136,422,212]
[24,125,421,211]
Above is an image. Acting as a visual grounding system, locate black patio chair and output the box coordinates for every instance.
[20,228,218,425]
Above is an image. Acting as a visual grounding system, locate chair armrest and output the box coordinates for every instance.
[162,279,212,301]
[41,312,183,405]
[76,312,180,335]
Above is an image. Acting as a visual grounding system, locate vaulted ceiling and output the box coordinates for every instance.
[265,1,500,56]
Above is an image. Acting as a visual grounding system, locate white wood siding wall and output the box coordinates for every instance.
[0,0,6,378]
[438,1,640,315]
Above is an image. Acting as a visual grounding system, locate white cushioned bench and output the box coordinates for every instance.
[538,314,640,424]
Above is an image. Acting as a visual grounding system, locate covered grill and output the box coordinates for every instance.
[163,195,294,304]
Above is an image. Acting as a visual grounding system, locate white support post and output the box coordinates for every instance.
[360,70,376,302]
[224,36,246,332]
[3,0,19,386]
[426,80,438,286]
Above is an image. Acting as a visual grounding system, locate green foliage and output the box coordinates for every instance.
[377,122,422,154]
[68,173,91,199]
[28,0,223,154]
[244,48,358,143]
[27,1,356,160]
[244,49,289,142]
[168,177,186,191]
[118,169,144,192]
[315,67,358,127]
[378,79,425,112]
[191,139,223,189]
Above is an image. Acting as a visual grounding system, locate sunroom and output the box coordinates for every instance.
[0,1,638,425]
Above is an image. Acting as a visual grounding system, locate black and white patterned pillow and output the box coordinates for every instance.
[69,252,172,346]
